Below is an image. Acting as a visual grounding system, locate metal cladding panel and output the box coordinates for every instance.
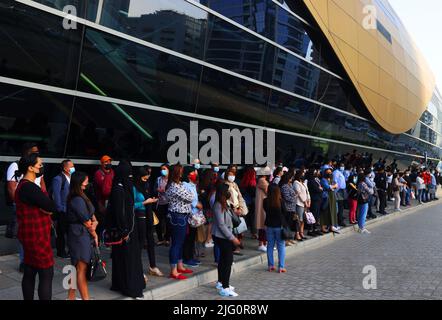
[303,0,436,134]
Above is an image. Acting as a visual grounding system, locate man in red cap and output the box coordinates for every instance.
[94,155,115,240]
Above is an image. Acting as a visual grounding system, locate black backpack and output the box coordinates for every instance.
[4,161,18,207]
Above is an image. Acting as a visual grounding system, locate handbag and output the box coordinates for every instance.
[233,217,247,235]
[229,209,242,228]
[305,211,316,225]
[153,211,159,226]
[188,210,207,228]
[87,245,107,282]
[281,226,293,240]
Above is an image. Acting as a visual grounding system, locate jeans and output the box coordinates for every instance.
[358,203,369,230]
[213,236,234,289]
[266,227,285,269]
[405,188,411,205]
[417,189,424,203]
[168,212,188,267]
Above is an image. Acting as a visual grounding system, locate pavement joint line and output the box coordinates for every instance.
[1,199,440,300]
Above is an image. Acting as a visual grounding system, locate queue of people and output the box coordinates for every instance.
[7,142,442,300]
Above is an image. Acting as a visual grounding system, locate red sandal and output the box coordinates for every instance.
[177,268,193,274]
[169,273,187,280]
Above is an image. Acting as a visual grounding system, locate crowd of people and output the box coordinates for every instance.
[5,142,442,300]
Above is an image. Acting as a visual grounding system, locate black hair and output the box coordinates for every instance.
[21,142,38,157]
[134,166,150,196]
[61,159,72,170]
[67,171,91,206]
[17,153,40,177]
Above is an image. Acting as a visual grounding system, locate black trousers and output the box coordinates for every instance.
[378,189,387,214]
[183,227,196,262]
[22,264,53,300]
[56,213,68,256]
[155,204,170,242]
[310,198,321,230]
[136,211,156,268]
[245,200,256,235]
[337,200,345,224]
[213,236,234,289]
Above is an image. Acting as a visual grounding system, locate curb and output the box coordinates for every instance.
[121,199,442,300]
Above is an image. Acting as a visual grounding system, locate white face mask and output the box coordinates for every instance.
[227,175,235,183]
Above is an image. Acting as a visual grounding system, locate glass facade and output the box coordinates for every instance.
[1,0,442,226]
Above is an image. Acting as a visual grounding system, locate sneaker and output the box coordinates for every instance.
[219,288,239,297]
[258,245,267,252]
[359,228,371,234]
[330,226,340,234]
[193,259,202,265]
[183,260,199,267]
[215,282,235,291]
[395,208,402,212]
[204,241,214,248]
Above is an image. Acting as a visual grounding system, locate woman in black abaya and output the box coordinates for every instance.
[108,160,145,299]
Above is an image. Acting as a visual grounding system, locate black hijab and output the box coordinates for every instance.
[113,159,134,205]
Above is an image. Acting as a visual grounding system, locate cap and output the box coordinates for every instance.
[256,166,272,176]
[100,155,112,163]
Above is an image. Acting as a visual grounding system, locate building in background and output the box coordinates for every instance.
[0,0,441,231]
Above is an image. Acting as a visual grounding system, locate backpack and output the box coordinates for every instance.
[48,173,67,201]
[4,161,18,206]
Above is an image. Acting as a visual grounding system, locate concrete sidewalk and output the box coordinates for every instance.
[0,195,441,300]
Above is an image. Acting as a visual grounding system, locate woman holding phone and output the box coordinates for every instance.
[134,166,164,281]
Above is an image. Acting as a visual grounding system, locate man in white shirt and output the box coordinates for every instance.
[6,142,47,272]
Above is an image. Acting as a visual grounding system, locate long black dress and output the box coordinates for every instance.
[108,162,145,298]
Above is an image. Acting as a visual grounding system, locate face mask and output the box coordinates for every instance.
[227,175,235,183]
[161,169,168,176]
[325,173,332,179]
[69,167,76,175]
[194,163,201,170]
[353,177,358,184]
[213,167,219,173]
[104,164,112,170]
[35,166,44,178]
[340,167,345,172]
[273,176,281,184]
[189,172,198,183]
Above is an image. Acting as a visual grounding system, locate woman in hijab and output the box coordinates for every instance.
[107,160,145,299]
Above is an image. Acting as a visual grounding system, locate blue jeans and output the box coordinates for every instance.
[168,212,188,268]
[266,227,286,269]
[417,189,424,203]
[358,203,369,230]
[405,188,411,205]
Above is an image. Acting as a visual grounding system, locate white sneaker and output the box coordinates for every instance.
[258,245,267,252]
[205,241,214,248]
[219,288,239,297]
[395,208,402,212]
[216,282,235,291]
[361,228,371,234]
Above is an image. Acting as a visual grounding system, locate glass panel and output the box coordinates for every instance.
[96,0,208,60]
[0,1,82,89]
[66,97,192,162]
[196,67,270,126]
[204,11,276,83]
[79,27,202,113]
[29,0,89,17]
[266,90,319,134]
[0,83,73,157]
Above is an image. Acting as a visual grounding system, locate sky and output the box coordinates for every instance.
[389,0,442,91]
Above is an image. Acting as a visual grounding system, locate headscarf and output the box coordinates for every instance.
[113,159,134,206]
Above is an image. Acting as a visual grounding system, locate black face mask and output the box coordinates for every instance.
[104,164,112,170]
[35,166,44,178]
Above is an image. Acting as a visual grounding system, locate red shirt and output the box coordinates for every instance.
[15,180,54,269]
[94,168,115,205]
[422,172,431,185]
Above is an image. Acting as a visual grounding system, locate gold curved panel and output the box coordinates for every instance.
[303,0,436,134]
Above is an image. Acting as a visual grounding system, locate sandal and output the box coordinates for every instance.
[169,273,187,280]
[278,268,287,273]
[149,267,164,277]
[177,268,193,274]
[268,266,276,272]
